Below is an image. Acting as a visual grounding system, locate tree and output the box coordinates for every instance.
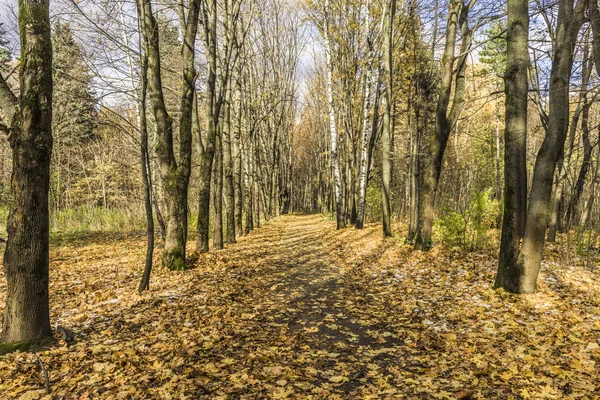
[355,0,380,230]
[324,0,345,229]
[494,0,529,292]
[415,0,474,250]
[0,23,11,67]
[51,21,97,211]
[517,0,585,293]
[0,0,53,342]
[195,0,243,252]
[496,0,586,293]
[381,0,395,238]
[136,0,200,270]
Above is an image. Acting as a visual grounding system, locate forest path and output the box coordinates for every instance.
[4,214,598,399]
[197,214,408,397]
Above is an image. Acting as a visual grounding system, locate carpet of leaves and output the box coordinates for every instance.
[0,214,599,399]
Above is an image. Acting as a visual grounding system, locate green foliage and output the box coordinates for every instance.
[479,20,507,80]
[0,22,11,66]
[434,188,500,251]
[52,21,97,142]
[365,184,382,223]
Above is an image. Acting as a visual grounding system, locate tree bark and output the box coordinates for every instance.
[518,0,584,293]
[137,0,199,270]
[324,0,345,229]
[195,0,240,252]
[223,77,236,244]
[233,84,243,236]
[137,50,154,292]
[415,0,471,250]
[494,0,529,292]
[565,97,593,228]
[2,0,53,342]
[213,122,224,249]
[547,37,591,242]
[381,0,395,237]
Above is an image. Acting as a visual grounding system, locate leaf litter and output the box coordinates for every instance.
[0,215,599,398]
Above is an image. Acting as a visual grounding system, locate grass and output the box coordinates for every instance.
[50,206,148,234]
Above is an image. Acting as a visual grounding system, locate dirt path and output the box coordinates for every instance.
[197,214,407,398]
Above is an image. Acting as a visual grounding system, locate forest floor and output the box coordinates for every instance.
[0,214,599,399]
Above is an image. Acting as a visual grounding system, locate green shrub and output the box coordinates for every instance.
[434,188,500,251]
[366,185,382,223]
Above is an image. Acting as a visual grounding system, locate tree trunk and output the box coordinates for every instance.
[518,0,584,293]
[137,0,199,270]
[494,0,529,292]
[565,99,592,228]
[355,68,374,229]
[245,131,254,234]
[137,50,154,292]
[415,0,470,250]
[223,79,236,244]
[381,0,395,238]
[233,84,243,236]
[547,38,591,242]
[324,0,345,229]
[213,122,224,249]
[195,0,239,251]
[2,0,53,342]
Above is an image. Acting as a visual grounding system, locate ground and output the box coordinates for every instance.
[0,214,599,399]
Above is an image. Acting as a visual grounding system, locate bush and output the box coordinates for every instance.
[434,188,500,251]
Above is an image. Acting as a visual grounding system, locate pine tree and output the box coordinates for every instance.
[51,21,97,210]
[52,21,96,143]
[0,23,10,67]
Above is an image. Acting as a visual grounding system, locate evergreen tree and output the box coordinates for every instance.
[479,20,507,80]
[0,22,10,67]
[52,21,96,142]
[51,21,98,210]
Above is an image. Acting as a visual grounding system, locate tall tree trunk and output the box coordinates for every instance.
[565,99,593,228]
[415,0,471,250]
[518,0,584,293]
[1,0,53,342]
[119,0,154,291]
[137,0,199,270]
[233,84,243,235]
[547,37,591,242]
[223,79,236,244]
[381,0,395,237]
[195,0,239,251]
[245,131,254,234]
[355,69,374,229]
[213,121,224,249]
[579,145,599,228]
[137,50,155,292]
[195,0,219,253]
[324,0,345,229]
[494,0,529,292]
